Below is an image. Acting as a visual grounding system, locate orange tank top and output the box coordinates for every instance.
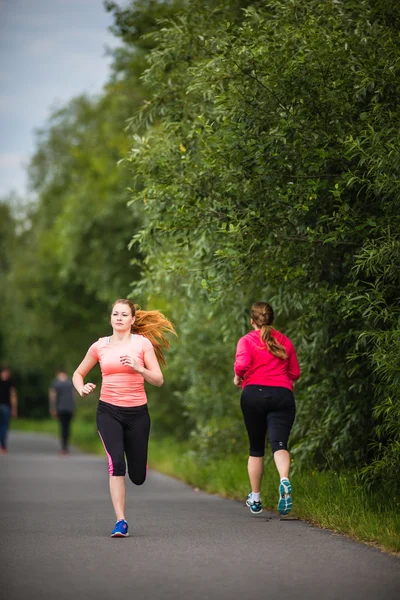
[89,334,154,407]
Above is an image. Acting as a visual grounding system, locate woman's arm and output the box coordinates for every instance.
[287,345,301,381]
[120,347,164,387]
[72,352,98,397]
[234,337,252,379]
[233,374,243,387]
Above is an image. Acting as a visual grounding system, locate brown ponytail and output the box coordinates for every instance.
[250,302,287,360]
[112,299,176,366]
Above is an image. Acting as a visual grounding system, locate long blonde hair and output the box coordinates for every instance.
[112,299,176,366]
[250,302,287,360]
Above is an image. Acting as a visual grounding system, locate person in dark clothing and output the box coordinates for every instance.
[49,369,76,454]
[0,366,18,454]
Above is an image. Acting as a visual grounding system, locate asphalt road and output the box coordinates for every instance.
[0,432,399,600]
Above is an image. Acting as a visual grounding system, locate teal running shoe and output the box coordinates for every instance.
[111,519,129,537]
[278,479,292,515]
[245,493,263,515]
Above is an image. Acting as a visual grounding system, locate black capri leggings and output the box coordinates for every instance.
[240,385,296,457]
[96,400,151,485]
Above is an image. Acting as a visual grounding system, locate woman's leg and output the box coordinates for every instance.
[273,449,291,480]
[266,390,296,514]
[267,400,296,478]
[97,404,127,521]
[267,387,296,479]
[124,405,151,486]
[109,476,126,521]
[247,456,264,493]
[240,386,268,499]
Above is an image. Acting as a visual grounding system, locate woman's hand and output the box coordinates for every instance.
[80,383,96,397]
[233,375,243,387]
[120,353,144,374]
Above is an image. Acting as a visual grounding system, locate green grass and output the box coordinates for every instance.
[12,420,400,554]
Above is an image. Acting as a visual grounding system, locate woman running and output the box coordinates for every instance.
[73,299,175,537]
[234,302,300,516]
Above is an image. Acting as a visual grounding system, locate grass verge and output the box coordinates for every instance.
[11,420,400,554]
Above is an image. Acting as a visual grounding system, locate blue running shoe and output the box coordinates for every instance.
[111,519,129,537]
[245,493,263,515]
[278,479,292,515]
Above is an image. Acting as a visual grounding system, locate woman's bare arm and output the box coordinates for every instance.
[72,352,98,396]
[120,347,164,387]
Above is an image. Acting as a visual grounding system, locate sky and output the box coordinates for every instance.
[0,0,119,198]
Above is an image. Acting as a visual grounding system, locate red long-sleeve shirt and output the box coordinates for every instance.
[234,329,300,390]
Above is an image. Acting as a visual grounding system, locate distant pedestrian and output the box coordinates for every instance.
[49,369,76,454]
[234,302,300,516]
[0,366,18,454]
[72,299,175,538]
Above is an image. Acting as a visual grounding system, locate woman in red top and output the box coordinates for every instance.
[73,299,175,537]
[234,302,300,516]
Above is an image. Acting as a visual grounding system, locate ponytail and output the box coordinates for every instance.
[259,324,287,360]
[250,302,287,360]
[112,299,176,366]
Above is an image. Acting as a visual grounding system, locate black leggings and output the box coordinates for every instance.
[240,385,296,457]
[96,400,151,485]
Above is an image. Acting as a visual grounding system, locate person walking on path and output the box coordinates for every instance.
[72,299,175,538]
[49,368,76,454]
[234,302,300,516]
[0,366,18,454]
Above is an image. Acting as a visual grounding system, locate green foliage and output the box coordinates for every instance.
[1,69,145,413]
[123,0,400,482]
[0,0,189,420]
[0,199,17,362]
[5,93,140,370]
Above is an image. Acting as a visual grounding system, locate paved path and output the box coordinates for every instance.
[0,432,399,600]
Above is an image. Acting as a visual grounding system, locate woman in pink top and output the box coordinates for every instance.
[73,299,175,537]
[234,302,300,517]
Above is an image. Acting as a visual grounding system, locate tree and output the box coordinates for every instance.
[122,0,400,481]
[0,0,188,417]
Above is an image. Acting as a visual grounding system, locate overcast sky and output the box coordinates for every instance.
[0,0,119,197]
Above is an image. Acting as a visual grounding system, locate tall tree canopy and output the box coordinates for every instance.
[123,0,400,481]
[1,0,399,484]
